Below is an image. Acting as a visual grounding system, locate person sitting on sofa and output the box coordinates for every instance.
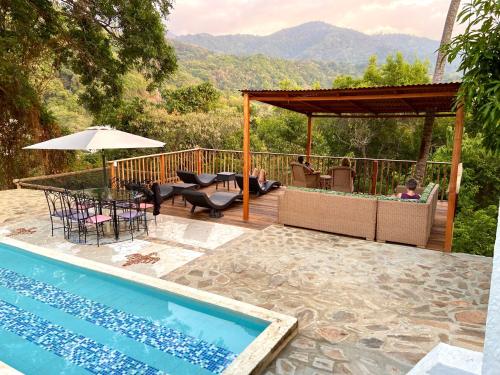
[298,156,315,174]
[397,178,420,200]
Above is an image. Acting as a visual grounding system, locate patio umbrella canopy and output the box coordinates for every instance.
[24,126,165,186]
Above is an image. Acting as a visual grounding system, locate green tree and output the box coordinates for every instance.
[97,98,244,158]
[0,0,177,188]
[254,111,326,154]
[161,82,220,114]
[433,130,500,255]
[414,0,462,183]
[324,53,436,159]
[442,0,500,151]
[332,53,429,88]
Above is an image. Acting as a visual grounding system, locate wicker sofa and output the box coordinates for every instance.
[278,187,378,240]
[376,183,439,247]
[278,183,439,246]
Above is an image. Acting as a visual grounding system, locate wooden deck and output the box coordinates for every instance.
[160,183,281,231]
[160,184,447,251]
[426,200,447,251]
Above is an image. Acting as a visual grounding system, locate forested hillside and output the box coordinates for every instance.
[167,40,362,90]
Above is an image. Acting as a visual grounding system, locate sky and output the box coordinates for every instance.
[167,0,460,40]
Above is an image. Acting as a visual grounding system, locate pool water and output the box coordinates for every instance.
[0,242,269,374]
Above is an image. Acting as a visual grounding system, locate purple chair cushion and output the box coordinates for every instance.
[87,215,112,224]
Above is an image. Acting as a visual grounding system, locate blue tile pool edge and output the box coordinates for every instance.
[0,237,298,375]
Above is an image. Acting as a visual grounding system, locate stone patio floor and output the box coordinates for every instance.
[0,189,493,374]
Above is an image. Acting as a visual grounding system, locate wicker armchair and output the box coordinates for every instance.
[329,166,354,193]
[291,162,320,188]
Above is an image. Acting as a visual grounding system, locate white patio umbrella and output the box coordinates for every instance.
[24,126,165,187]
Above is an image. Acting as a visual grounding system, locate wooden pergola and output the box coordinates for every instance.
[241,82,463,252]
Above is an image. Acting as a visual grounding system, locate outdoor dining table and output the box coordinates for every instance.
[79,187,134,240]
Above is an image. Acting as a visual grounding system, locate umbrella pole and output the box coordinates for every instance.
[101,150,108,188]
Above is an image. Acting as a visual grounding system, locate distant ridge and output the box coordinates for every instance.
[173,21,441,65]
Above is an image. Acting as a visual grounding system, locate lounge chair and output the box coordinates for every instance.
[181,190,242,218]
[235,174,281,196]
[156,184,175,202]
[176,170,217,187]
[126,183,174,223]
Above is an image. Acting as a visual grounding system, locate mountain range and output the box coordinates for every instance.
[168,22,460,91]
[173,21,442,66]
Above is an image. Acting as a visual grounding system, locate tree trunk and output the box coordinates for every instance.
[415,0,461,184]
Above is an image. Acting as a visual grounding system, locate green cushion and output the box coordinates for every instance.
[287,186,377,199]
[418,182,437,203]
[377,182,436,203]
[288,183,437,203]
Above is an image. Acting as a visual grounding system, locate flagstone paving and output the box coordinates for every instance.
[0,189,253,278]
[164,225,492,374]
[0,189,494,374]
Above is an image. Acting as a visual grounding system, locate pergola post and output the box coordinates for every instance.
[444,103,464,252]
[306,115,313,162]
[243,93,251,221]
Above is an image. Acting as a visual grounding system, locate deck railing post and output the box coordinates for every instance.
[371,160,379,195]
[160,154,166,183]
[108,161,116,188]
[196,146,202,175]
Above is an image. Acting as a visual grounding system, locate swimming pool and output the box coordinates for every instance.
[0,238,297,375]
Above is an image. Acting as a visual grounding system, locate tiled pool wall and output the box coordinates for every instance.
[0,266,237,373]
[0,237,298,375]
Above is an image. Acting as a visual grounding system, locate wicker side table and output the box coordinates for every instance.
[319,175,333,190]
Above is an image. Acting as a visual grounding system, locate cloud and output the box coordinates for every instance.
[167,0,458,40]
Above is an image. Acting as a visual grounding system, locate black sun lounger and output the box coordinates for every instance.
[177,170,217,187]
[182,190,242,218]
[235,174,281,196]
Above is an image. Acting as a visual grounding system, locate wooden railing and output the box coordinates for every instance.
[109,148,452,200]
[108,149,200,186]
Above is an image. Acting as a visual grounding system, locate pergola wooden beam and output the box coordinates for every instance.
[400,98,420,114]
[250,91,458,102]
[298,100,335,114]
[347,100,377,114]
[311,113,456,119]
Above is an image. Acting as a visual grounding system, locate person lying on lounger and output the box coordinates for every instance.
[258,169,267,188]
